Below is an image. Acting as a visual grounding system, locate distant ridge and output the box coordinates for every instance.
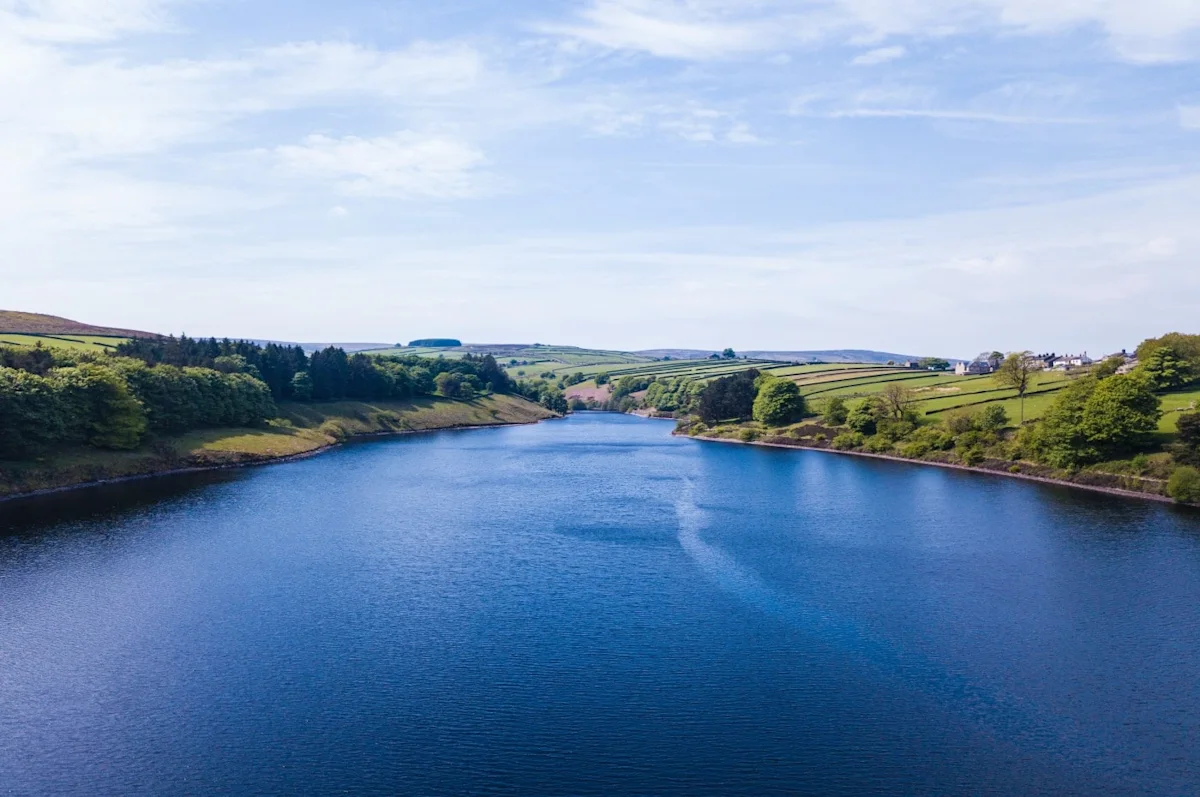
[0,310,157,338]
[635,348,959,364]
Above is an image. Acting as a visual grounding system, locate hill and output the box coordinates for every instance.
[634,348,954,364]
[0,310,157,338]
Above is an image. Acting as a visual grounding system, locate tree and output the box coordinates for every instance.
[540,388,568,414]
[1178,412,1200,450]
[721,348,737,360]
[435,372,464,398]
[1136,333,1200,366]
[996,351,1036,423]
[52,364,147,450]
[753,378,805,426]
[1032,377,1097,468]
[879,383,916,421]
[308,347,350,401]
[1093,356,1123,379]
[697,370,760,423]
[286,370,312,402]
[822,396,848,426]
[1079,373,1161,456]
[1139,346,1193,391]
[918,357,951,371]
[0,368,65,458]
[1037,374,1161,468]
[846,399,878,435]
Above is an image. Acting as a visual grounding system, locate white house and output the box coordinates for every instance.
[1052,353,1093,370]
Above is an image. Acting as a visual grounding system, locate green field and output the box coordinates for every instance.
[1157,388,1200,433]
[362,344,652,375]
[792,367,1086,425]
[0,333,130,353]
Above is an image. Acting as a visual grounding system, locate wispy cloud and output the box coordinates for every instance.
[851,46,907,66]
[0,0,179,42]
[820,108,1092,125]
[547,0,1200,63]
[273,133,487,199]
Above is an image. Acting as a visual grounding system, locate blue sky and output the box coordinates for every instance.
[3,0,1199,357]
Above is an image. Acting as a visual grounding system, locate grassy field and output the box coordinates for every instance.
[1157,388,1200,433]
[0,333,130,353]
[0,394,555,500]
[791,367,1083,424]
[365,343,651,370]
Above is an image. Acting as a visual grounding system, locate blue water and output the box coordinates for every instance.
[3,413,1200,795]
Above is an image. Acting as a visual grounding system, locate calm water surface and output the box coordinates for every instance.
[3,414,1200,795]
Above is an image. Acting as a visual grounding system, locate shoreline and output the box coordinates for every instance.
[685,433,1186,506]
[0,416,557,506]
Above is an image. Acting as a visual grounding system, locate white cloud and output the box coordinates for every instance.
[851,45,907,66]
[0,0,178,42]
[550,0,1200,63]
[584,97,763,143]
[1181,105,1200,129]
[274,133,487,199]
[821,107,1089,125]
[541,0,822,60]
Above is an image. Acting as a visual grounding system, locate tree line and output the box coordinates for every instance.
[0,352,275,458]
[1,337,518,460]
[679,332,1200,503]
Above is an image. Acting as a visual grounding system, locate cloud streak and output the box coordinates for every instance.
[551,0,1200,63]
[274,133,487,199]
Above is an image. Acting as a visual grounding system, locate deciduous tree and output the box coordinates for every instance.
[996,351,1036,423]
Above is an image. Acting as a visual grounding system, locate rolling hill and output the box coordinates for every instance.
[0,310,157,338]
[634,348,956,364]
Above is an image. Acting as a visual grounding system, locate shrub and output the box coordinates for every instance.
[1131,453,1150,474]
[814,433,827,442]
[690,422,708,436]
[738,427,759,442]
[822,396,848,426]
[1168,466,1200,503]
[899,440,931,458]
[909,425,955,451]
[832,432,864,450]
[979,404,1009,432]
[1009,464,1022,474]
[846,399,878,435]
[863,435,893,454]
[946,412,977,435]
[960,446,985,466]
[876,418,916,442]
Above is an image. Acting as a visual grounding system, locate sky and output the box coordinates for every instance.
[2,0,1199,357]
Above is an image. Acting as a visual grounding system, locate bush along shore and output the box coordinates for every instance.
[657,336,1200,506]
[1,334,559,501]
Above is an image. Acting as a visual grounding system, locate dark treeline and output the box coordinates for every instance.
[697,369,761,423]
[117,337,310,400]
[116,336,513,402]
[2,337,516,461]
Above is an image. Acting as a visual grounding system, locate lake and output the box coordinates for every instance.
[2,413,1199,795]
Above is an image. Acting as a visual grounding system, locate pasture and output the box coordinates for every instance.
[0,333,129,353]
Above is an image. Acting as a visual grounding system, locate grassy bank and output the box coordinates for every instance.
[682,420,1186,504]
[0,394,556,500]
